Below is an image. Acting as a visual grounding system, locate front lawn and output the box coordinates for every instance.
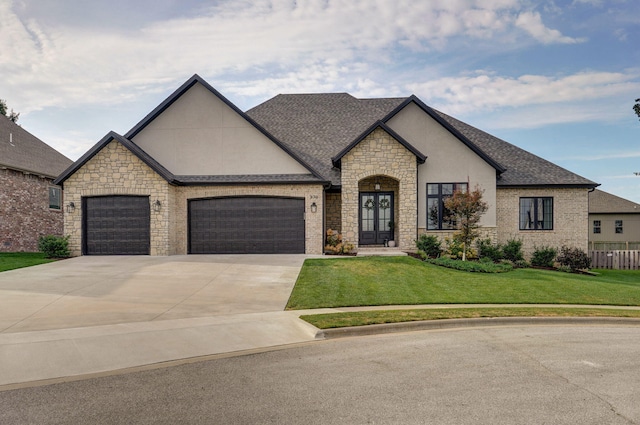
[286,256,640,309]
[0,252,56,272]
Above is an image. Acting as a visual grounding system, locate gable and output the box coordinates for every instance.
[129,81,310,176]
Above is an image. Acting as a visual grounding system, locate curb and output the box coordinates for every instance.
[316,316,640,339]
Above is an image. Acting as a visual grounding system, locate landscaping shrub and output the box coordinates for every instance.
[557,246,591,271]
[38,235,70,258]
[416,234,442,258]
[531,246,558,268]
[444,236,477,260]
[502,238,524,263]
[477,238,503,262]
[426,257,513,273]
[324,229,354,255]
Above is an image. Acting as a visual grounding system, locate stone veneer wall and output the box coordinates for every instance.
[496,187,590,259]
[62,141,171,256]
[341,128,418,250]
[172,185,324,255]
[325,192,341,234]
[0,168,64,252]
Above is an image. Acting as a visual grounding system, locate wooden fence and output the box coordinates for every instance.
[590,250,640,270]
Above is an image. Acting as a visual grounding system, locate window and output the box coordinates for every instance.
[49,187,61,210]
[519,197,553,230]
[615,220,623,234]
[593,220,601,234]
[427,183,467,230]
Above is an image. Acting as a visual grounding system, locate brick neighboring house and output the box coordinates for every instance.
[54,74,598,257]
[0,115,73,252]
[589,189,640,250]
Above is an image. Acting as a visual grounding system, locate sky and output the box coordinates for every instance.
[1,0,639,201]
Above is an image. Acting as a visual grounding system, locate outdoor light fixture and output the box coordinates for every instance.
[374,179,381,191]
[66,202,75,213]
[310,202,317,213]
[153,199,162,212]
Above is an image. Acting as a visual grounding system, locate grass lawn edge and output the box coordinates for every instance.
[300,307,640,329]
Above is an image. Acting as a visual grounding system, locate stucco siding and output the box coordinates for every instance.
[386,102,497,230]
[589,213,640,244]
[131,82,308,176]
[496,187,589,258]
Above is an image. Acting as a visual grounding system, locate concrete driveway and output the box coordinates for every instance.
[0,255,309,334]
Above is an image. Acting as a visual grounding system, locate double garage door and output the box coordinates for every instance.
[189,197,305,254]
[83,195,305,255]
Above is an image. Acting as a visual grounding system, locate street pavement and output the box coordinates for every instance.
[2,325,639,424]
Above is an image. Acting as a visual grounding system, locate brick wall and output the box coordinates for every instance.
[341,128,418,250]
[325,192,341,234]
[0,168,64,252]
[496,187,590,258]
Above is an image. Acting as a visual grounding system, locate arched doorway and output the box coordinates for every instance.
[358,176,399,246]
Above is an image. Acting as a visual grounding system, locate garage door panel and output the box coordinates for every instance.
[84,196,150,255]
[189,197,305,254]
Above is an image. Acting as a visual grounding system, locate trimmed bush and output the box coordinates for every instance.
[557,246,591,271]
[425,257,513,273]
[477,238,503,262]
[38,235,70,258]
[531,246,558,268]
[502,238,524,263]
[416,234,442,258]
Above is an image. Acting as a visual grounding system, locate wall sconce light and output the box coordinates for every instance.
[153,200,162,212]
[66,202,75,213]
[374,179,381,191]
[310,202,317,213]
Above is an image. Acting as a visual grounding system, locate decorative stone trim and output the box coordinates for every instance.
[340,128,418,250]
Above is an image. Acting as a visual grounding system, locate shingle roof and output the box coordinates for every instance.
[246,93,598,189]
[0,115,72,178]
[589,189,640,214]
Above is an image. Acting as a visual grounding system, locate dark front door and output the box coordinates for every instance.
[188,196,305,254]
[359,192,394,245]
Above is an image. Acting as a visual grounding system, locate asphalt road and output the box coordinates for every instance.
[2,325,640,424]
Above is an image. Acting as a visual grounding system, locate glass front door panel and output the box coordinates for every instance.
[359,192,393,245]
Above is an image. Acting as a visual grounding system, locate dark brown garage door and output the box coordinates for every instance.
[189,197,305,254]
[83,196,150,255]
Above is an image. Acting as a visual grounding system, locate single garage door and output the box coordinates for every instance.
[83,196,150,255]
[189,197,305,254]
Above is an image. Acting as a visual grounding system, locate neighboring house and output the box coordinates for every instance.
[589,189,640,250]
[54,74,598,257]
[0,115,73,252]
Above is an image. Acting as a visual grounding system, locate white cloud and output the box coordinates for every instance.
[408,71,640,118]
[0,0,586,115]
[515,11,585,44]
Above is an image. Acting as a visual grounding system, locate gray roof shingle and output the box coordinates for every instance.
[589,189,640,214]
[0,115,72,178]
[246,93,598,189]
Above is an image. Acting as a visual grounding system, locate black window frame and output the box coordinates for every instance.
[615,220,623,234]
[593,220,601,234]
[426,182,468,230]
[519,197,553,231]
[49,186,62,210]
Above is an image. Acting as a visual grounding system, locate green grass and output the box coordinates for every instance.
[301,307,640,329]
[0,252,56,272]
[286,256,640,309]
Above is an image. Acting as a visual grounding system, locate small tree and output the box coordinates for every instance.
[634,98,640,121]
[0,98,19,123]
[444,185,488,261]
